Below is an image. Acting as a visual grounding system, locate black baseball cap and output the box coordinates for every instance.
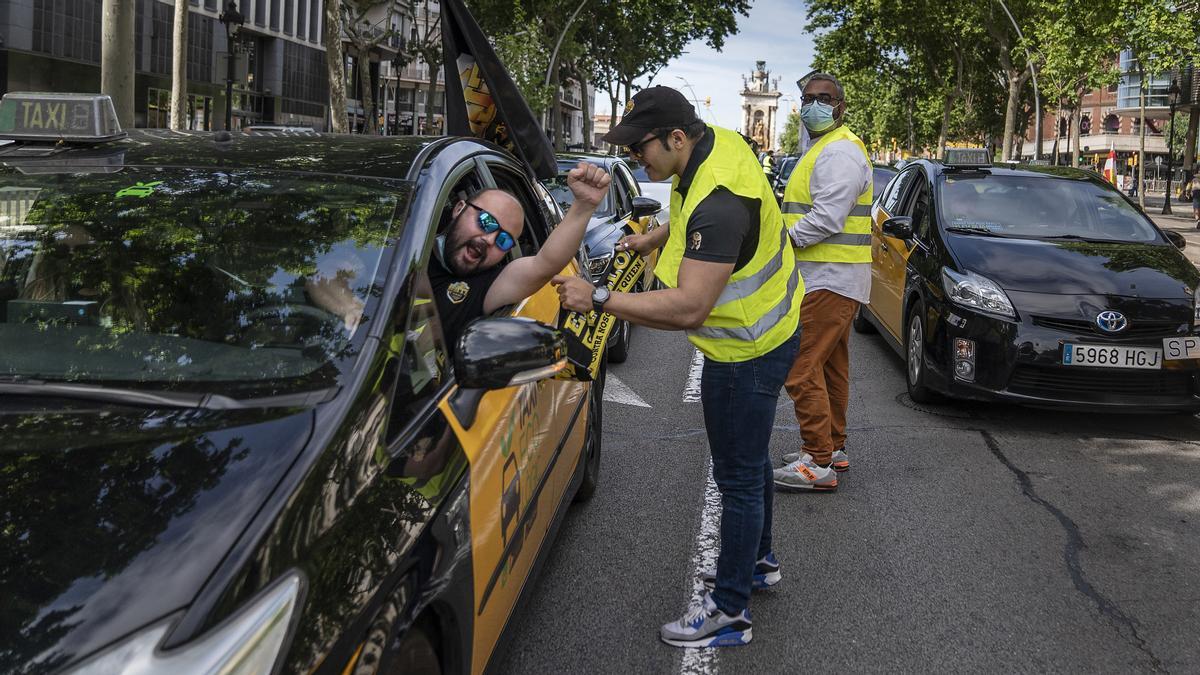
[602,86,699,147]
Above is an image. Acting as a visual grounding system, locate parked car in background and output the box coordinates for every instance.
[856,148,1200,412]
[771,155,801,202]
[629,161,672,227]
[543,154,662,363]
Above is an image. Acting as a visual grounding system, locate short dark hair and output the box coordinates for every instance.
[650,119,707,149]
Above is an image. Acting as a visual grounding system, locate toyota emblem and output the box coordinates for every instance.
[1095,310,1128,333]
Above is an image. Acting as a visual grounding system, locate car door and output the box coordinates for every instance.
[870,167,921,338]
[457,157,591,674]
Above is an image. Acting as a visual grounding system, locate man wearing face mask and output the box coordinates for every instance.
[774,72,873,493]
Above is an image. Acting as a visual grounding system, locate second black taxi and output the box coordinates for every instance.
[856,148,1200,412]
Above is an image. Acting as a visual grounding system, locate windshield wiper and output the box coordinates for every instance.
[0,381,337,410]
[944,227,1013,238]
[1039,234,1121,243]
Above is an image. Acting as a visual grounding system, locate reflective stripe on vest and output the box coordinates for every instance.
[783,125,873,263]
[657,124,804,362]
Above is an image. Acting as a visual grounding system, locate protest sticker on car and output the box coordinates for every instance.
[556,244,645,381]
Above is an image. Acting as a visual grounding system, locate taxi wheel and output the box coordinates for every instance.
[575,364,604,503]
[905,303,937,404]
[852,305,877,334]
[608,319,631,364]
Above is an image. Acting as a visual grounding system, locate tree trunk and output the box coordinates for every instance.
[1050,112,1061,165]
[424,58,439,134]
[906,94,916,155]
[579,66,592,151]
[608,87,618,155]
[101,0,135,128]
[937,91,953,160]
[323,0,348,133]
[358,48,376,134]
[1002,71,1022,161]
[1138,66,1146,209]
[1184,108,1200,172]
[169,0,189,130]
[1069,105,1081,168]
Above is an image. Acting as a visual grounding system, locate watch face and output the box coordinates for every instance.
[593,287,610,303]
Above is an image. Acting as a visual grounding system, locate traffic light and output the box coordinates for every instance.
[704,96,711,108]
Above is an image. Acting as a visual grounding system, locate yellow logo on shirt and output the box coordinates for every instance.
[447,281,470,304]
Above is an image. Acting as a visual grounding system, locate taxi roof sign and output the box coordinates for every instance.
[943,147,991,168]
[0,93,125,143]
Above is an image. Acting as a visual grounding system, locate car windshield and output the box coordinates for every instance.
[543,165,613,217]
[938,174,1161,243]
[0,169,403,396]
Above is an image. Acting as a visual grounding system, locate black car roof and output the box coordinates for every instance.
[556,153,624,170]
[0,129,448,181]
[914,158,1099,182]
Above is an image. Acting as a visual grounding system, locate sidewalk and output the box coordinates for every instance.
[1143,196,1200,269]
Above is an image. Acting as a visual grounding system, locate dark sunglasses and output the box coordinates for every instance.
[800,93,843,105]
[464,201,516,252]
[626,130,669,158]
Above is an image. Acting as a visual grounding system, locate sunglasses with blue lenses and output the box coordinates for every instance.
[465,201,516,252]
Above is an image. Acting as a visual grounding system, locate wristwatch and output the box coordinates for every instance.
[591,286,611,313]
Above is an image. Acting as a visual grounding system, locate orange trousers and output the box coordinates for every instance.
[784,290,858,466]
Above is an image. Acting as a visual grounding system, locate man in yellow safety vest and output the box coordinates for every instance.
[552,85,802,648]
[773,72,872,493]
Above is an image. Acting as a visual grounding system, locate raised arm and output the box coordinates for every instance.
[483,162,611,313]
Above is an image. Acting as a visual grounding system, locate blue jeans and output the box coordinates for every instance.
[701,330,801,614]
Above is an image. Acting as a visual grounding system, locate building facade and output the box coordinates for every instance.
[0,0,446,133]
[740,60,780,153]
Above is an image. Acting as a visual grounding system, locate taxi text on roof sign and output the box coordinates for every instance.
[0,93,125,143]
[943,147,992,168]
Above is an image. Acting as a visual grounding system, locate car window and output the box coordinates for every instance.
[0,169,404,396]
[490,165,548,254]
[610,165,633,216]
[938,174,1161,242]
[910,180,933,241]
[872,167,897,201]
[882,167,921,215]
[543,163,613,218]
[385,266,450,443]
[615,162,640,199]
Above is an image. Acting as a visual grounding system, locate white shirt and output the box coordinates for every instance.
[787,135,873,304]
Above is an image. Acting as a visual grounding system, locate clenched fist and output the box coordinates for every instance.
[567,161,611,209]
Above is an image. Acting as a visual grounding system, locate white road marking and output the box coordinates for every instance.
[683,349,704,403]
[602,374,651,408]
[680,460,721,675]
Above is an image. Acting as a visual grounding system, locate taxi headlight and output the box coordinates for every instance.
[64,573,302,675]
[588,252,613,279]
[1193,286,1199,326]
[941,268,1016,319]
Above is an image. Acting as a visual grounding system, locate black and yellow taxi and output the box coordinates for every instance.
[0,93,602,674]
[856,148,1200,411]
[542,153,662,362]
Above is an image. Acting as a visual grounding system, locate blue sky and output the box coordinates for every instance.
[634,0,816,138]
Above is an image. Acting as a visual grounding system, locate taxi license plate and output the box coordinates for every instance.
[1062,343,1162,370]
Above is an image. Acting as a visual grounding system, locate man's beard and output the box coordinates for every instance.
[443,219,492,277]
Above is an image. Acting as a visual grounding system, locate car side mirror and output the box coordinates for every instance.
[1165,230,1187,250]
[881,216,914,241]
[631,195,661,220]
[449,317,568,428]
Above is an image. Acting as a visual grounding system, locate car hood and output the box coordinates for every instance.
[583,215,627,258]
[0,403,313,672]
[948,235,1200,298]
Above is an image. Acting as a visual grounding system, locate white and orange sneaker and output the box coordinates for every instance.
[782,449,850,473]
[773,456,838,491]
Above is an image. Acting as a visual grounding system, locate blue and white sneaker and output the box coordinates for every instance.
[659,593,753,647]
[700,552,782,592]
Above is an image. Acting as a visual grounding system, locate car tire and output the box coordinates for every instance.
[575,363,604,503]
[607,319,631,363]
[852,305,877,334]
[905,303,938,404]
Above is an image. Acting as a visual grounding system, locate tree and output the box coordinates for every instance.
[342,0,399,134]
[324,0,350,133]
[779,111,801,155]
[101,0,135,128]
[407,0,442,134]
[169,0,189,130]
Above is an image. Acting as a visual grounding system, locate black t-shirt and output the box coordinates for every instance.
[675,128,760,272]
[428,245,502,349]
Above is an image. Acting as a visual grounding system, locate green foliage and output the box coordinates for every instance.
[490,4,556,114]
[779,111,800,155]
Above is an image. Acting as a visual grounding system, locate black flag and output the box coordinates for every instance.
[440,0,557,180]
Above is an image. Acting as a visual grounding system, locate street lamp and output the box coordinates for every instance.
[675,76,711,121]
[218,0,244,132]
[1162,78,1182,215]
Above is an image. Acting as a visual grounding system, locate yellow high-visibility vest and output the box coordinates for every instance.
[657,124,804,363]
[783,125,873,263]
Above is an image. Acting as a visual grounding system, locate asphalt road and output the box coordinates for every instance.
[491,322,1200,674]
